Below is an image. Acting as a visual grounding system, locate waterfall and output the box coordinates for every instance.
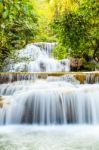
[0,73,38,84]
[5,42,70,72]
[1,42,99,126]
[33,42,57,55]
[0,72,99,84]
[0,77,99,125]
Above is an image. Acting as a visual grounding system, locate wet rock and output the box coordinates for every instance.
[0,96,5,108]
[0,96,13,108]
[38,74,48,79]
[70,58,85,71]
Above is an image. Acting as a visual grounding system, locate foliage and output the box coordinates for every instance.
[35,0,56,42]
[95,63,99,70]
[35,0,78,42]
[0,0,38,70]
[52,44,67,59]
[49,0,79,15]
[0,0,98,71]
[52,0,99,61]
[84,61,96,71]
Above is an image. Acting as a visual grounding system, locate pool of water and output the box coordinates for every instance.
[0,125,99,150]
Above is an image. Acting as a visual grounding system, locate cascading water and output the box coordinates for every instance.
[34,42,57,55]
[0,75,99,125]
[0,42,99,126]
[6,42,70,72]
[0,42,99,150]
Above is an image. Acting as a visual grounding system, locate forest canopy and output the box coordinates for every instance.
[51,0,99,62]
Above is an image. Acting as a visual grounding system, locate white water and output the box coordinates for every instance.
[0,42,99,125]
[0,125,99,150]
[34,42,57,55]
[0,77,99,125]
[1,42,99,149]
[7,42,70,72]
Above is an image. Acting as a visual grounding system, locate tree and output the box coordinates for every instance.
[52,0,99,61]
[35,0,79,42]
[0,0,38,70]
[49,0,79,14]
[35,0,56,42]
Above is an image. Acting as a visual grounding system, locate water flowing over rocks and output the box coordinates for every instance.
[33,42,57,55]
[0,42,99,126]
[0,75,99,125]
[5,42,70,72]
[0,72,99,84]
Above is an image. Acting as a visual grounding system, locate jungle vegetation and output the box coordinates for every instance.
[0,0,99,70]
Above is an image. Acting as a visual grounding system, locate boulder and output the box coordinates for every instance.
[70,57,85,71]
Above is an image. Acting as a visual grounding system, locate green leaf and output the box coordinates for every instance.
[0,3,3,13]
[3,10,9,18]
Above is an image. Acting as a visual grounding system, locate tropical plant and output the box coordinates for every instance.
[52,0,99,62]
[0,0,38,70]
